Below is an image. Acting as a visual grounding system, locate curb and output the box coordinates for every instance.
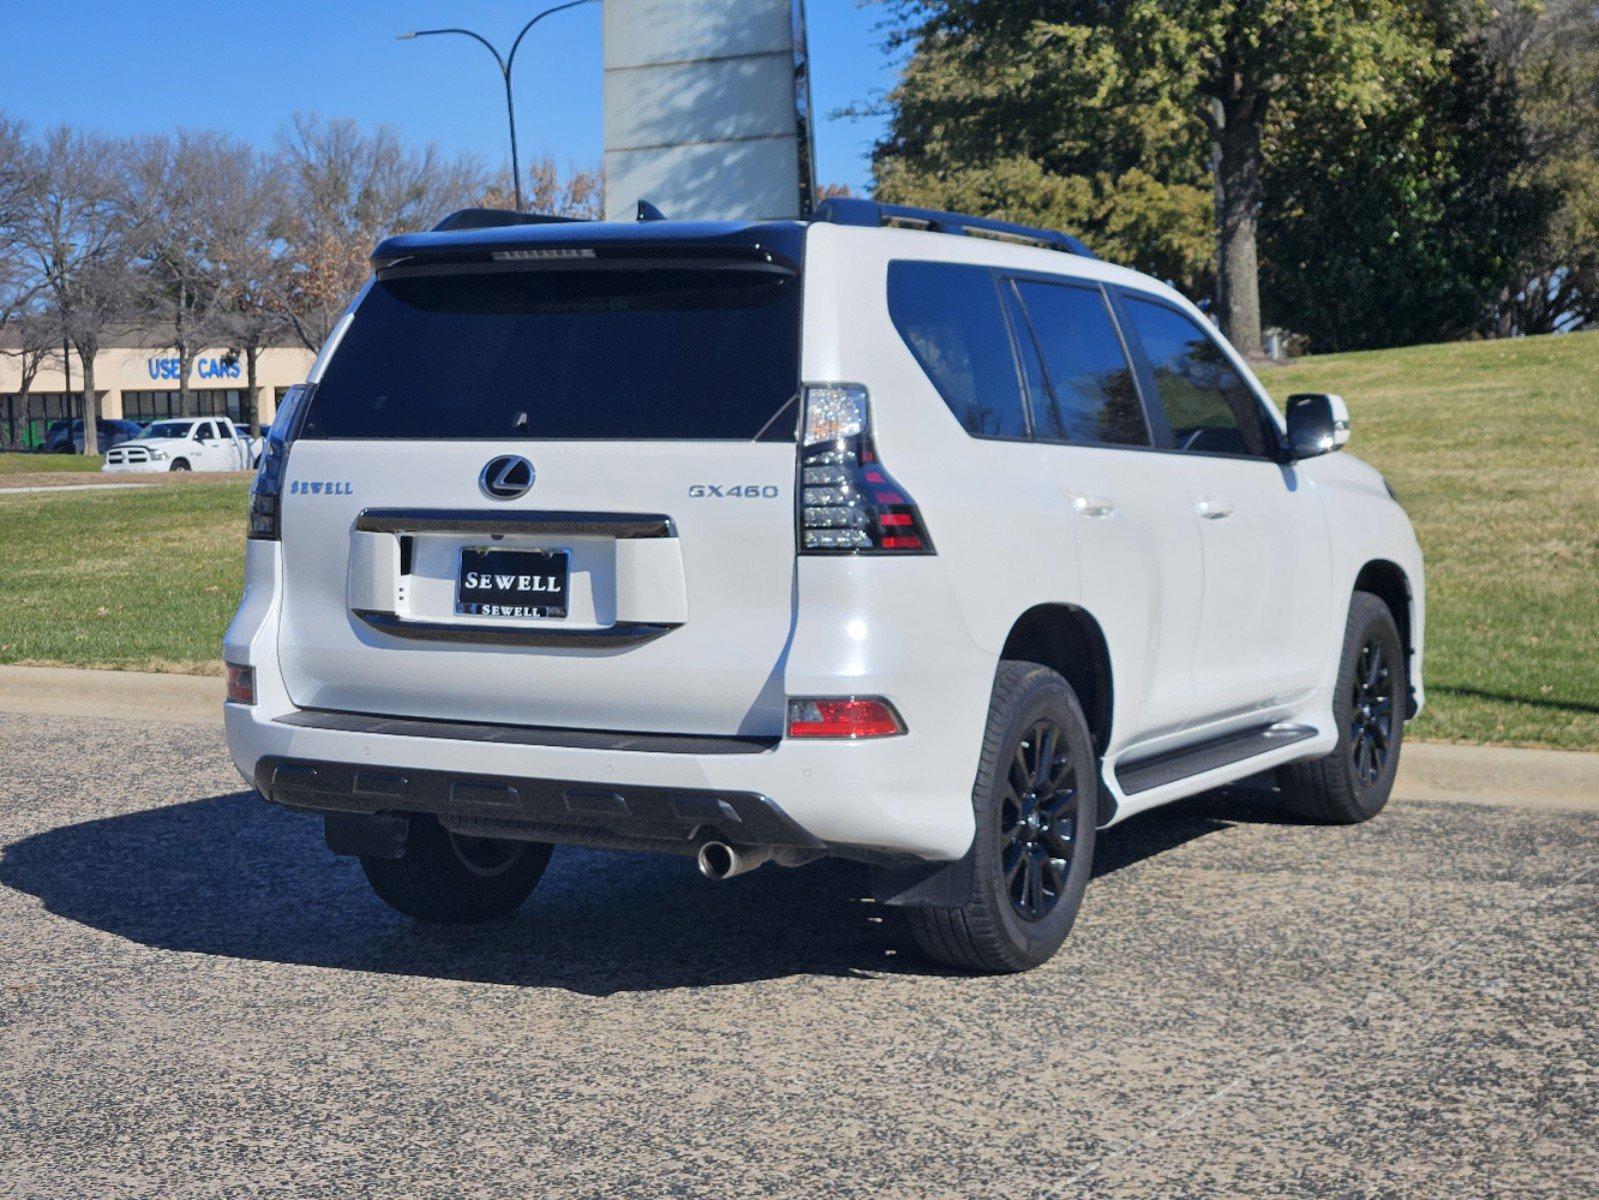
[0,665,220,726]
[1,665,1594,812]
[1393,741,1598,812]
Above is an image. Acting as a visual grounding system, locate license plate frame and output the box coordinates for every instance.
[455,546,570,619]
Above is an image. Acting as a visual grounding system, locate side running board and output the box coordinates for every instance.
[1115,723,1317,795]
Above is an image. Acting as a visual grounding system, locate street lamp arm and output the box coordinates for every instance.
[410,27,509,76]
[400,2,600,213]
[506,0,598,71]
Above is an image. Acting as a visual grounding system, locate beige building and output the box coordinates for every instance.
[0,334,315,449]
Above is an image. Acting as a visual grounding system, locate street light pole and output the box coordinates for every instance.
[399,0,599,213]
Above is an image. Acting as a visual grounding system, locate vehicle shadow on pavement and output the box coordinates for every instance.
[0,785,1284,995]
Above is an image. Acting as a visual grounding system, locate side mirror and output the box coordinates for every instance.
[1285,393,1351,459]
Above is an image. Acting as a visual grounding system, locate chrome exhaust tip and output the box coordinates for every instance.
[697,841,764,881]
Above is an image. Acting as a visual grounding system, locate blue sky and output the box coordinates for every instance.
[1,1,899,195]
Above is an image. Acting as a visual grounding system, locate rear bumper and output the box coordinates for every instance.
[256,754,824,854]
[227,698,981,861]
[224,539,995,862]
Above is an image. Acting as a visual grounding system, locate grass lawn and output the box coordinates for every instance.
[0,481,247,674]
[1259,330,1598,750]
[1,330,1594,749]
[0,452,102,475]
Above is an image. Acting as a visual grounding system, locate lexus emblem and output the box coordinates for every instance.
[479,455,535,500]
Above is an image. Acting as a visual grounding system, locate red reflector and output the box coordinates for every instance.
[880,513,914,527]
[225,663,256,706]
[787,697,905,739]
[880,535,924,550]
[864,469,887,483]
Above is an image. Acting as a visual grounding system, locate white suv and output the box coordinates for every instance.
[223,198,1424,972]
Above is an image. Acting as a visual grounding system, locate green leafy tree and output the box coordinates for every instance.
[874,1,1441,353]
[1261,30,1553,350]
[873,3,1215,297]
[1479,0,1599,334]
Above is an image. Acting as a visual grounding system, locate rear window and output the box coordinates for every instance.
[302,264,802,441]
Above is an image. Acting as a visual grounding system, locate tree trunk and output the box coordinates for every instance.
[245,344,261,438]
[78,345,100,456]
[178,341,195,416]
[175,279,196,417]
[1212,97,1265,357]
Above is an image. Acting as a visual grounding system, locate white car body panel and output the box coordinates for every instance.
[224,218,1425,862]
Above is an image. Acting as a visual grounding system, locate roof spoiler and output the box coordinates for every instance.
[431,208,589,232]
[811,197,1096,259]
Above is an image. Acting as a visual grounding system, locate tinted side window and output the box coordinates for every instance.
[887,261,1029,439]
[1010,280,1149,447]
[1120,297,1276,458]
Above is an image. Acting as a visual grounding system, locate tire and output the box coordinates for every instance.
[907,661,1098,973]
[360,814,552,923]
[1278,591,1407,824]
[169,459,191,472]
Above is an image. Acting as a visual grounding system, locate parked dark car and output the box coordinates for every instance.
[41,418,143,455]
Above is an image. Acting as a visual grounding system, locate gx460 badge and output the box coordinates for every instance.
[688,484,782,498]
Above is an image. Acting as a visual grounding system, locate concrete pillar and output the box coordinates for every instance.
[254,385,274,426]
[101,388,123,419]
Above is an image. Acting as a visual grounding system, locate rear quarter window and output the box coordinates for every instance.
[887,261,1029,440]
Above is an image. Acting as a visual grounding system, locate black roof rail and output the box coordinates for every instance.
[811,197,1096,259]
[431,207,590,232]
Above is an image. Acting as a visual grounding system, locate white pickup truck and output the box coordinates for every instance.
[102,417,262,473]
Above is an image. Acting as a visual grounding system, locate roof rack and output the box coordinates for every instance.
[431,208,589,232]
[811,197,1096,259]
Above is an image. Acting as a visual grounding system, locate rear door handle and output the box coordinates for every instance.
[1196,497,1234,520]
[1073,494,1116,518]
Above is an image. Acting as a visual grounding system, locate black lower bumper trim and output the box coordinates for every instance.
[255,755,824,851]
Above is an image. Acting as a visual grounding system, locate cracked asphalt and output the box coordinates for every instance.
[0,710,1594,1199]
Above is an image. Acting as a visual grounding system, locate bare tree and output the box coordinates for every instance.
[213,149,290,437]
[11,127,133,455]
[3,306,64,402]
[479,156,603,217]
[0,113,38,338]
[123,131,247,416]
[275,113,486,351]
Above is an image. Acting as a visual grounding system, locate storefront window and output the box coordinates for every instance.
[1,392,82,449]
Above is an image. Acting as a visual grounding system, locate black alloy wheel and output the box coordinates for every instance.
[906,661,1098,973]
[1349,638,1395,786]
[1001,719,1083,922]
[1277,590,1406,824]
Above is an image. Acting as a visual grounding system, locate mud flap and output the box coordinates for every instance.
[871,846,976,908]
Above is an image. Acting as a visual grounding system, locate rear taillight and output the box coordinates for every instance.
[787,697,905,739]
[798,384,933,555]
[225,663,256,705]
[248,383,313,541]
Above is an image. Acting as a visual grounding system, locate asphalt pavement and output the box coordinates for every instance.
[1,710,1594,1199]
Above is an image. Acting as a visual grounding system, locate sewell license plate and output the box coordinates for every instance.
[456,547,569,618]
